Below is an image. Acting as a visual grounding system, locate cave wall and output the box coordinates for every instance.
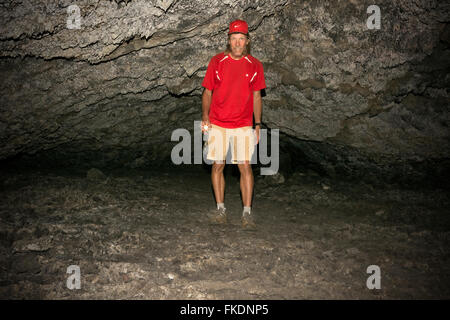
[0,0,449,181]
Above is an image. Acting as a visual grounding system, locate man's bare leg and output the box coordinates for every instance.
[237,161,253,207]
[238,161,256,229]
[211,161,226,204]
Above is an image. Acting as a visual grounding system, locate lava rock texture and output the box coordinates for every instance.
[0,0,449,184]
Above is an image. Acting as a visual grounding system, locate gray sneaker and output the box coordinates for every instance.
[242,211,256,230]
[208,207,227,224]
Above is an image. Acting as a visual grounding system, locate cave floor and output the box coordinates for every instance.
[0,165,449,299]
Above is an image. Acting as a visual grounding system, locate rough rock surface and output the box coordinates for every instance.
[0,166,449,299]
[0,0,449,183]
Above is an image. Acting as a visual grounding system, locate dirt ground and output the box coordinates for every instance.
[0,164,449,299]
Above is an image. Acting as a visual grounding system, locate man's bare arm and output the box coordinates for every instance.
[202,88,212,121]
[253,90,262,124]
[201,88,212,132]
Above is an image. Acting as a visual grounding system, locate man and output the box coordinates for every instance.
[201,19,266,229]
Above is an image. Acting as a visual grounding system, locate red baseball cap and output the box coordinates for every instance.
[228,19,248,35]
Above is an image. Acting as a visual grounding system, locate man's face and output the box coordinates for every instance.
[228,33,248,58]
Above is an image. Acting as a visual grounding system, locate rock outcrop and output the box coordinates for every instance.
[0,0,449,184]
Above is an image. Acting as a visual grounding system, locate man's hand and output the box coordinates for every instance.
[255,126,260,144]
[201,115,210,133]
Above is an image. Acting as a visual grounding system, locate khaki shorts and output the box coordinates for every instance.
[205,124,256,164]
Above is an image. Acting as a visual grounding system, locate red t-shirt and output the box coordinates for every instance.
[201,52,266,128]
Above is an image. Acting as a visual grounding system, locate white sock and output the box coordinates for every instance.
[217,203,225,210]
[243,206,251,215]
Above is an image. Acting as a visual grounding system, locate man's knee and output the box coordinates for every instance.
[212,162,225,173]
[237,162,252,175]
